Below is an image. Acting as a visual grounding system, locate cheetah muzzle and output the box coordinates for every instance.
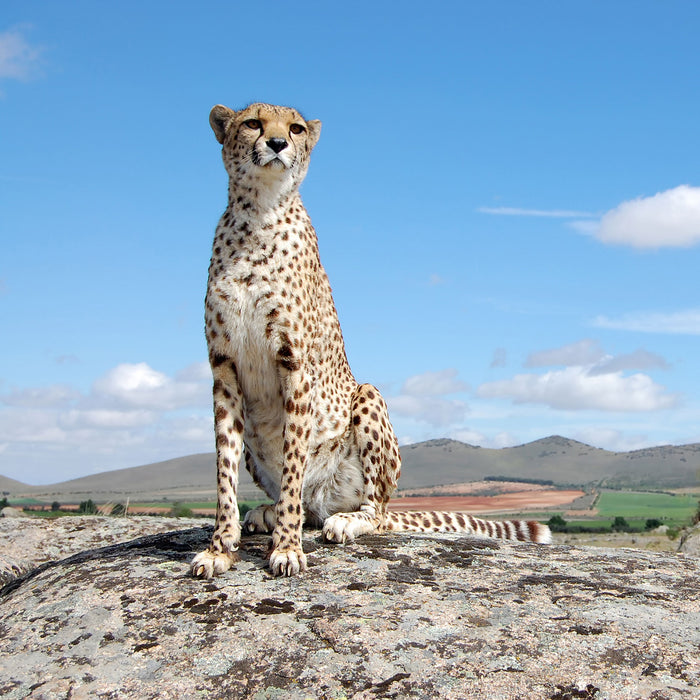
[190,102,551,579]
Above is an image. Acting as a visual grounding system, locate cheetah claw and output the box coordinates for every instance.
[190,549,239,579]
[268,547,307,577]
[323,513,374,543]
[243,504,277,533]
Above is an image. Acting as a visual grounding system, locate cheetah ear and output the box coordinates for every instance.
[210,105,236,144]
[306,119,322,149]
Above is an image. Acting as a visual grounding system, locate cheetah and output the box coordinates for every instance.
[190,103,551,579]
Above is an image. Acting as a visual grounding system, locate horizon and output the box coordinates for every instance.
[2,2,700,483]
[4,433,699,488]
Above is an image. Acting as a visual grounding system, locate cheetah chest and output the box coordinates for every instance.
[207,267,284,407]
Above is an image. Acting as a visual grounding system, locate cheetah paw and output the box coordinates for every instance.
[243,504,277,533]
[268,546,307,577]
[190,549,240,579]
[323,514,372,543]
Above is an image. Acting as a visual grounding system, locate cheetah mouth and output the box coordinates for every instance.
[263,157,287,170]
[252,150,291,170]
[256,158,288,171]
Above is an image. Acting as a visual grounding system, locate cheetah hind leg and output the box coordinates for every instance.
[323,383,400,544]
[242,504,277,533]
[323,506,383,543]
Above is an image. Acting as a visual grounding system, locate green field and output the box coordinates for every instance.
[128,500,267,512]
[596,491,698,524]
[128,501,219,510]
[4,497,47,506]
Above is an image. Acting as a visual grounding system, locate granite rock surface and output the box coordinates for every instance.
[1,516,699,699]
[678,524,700,557]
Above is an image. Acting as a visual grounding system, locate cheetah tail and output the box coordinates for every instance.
[384,510,552,544]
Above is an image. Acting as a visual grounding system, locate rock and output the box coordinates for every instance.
[652,524,669,534]
[0,515,209,567]
[1,507,31,518]
[678,524,700,556]
[1,518,699,699]
[0,515,209,586]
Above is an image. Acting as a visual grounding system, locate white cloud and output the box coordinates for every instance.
[387,368,469,427]
[477,366,677,412]
[0,361,214,483]
[94,363,168,396]
[60,409,157,430]
[526,339,604,368]
[479,340,675,413]
[591,185,700,248]
[448,428,487,445]
[588,349,668,376]
[488,186,700,249]
[0,26,42,81]
[388,395,468,427]
[478,206,595,218]
[525,340,669,376]
[0,408,69,445]
[401,368,469,396]
[176,362,212,382]
[93,362,210,409]
[571,427,652,453]
[568,219,598,236]
[593,309,700,335]
[1,384,80,408]
[447,428,518,448]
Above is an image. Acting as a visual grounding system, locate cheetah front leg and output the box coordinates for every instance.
[323,384,401,543]
[267,373,313,577]
[191,358,244,578]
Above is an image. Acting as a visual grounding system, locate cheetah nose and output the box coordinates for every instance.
[266,138,288,154]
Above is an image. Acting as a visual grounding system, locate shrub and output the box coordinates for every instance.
[547,515,568,532]
[169,503,193,518]
[645,518,663,530]
[78,499,98,515]
[611,516,630,532]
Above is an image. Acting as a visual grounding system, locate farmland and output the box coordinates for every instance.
[596,490,698,525]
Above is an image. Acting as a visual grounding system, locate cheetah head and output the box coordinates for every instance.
[210,103,321,192]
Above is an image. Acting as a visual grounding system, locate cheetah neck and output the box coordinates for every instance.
[227,170,303,226]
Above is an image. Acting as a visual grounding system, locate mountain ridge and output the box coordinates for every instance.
[2,435,699,501]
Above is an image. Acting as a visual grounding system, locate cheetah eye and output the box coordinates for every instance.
[243,119,262,131]
[289,123,305,135]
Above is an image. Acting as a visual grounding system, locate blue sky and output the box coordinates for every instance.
[2,1,700,484]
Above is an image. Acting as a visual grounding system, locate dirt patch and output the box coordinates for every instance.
[398,480,551,497]
[125,506,172,514]
[388,490,585,514]
[128,490,587,517]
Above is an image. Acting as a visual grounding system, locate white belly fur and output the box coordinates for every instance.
[209,277,363,524]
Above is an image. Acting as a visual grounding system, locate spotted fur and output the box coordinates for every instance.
[190,103,551,579]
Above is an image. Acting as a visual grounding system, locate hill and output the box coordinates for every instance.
[0,474,32,495]
[400,436,700,490]
[2,435,699,502]
[3,453,259,503]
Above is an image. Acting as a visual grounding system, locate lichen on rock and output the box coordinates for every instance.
[1,517,699,699]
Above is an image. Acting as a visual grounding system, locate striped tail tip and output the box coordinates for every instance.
[532,521,552,544]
